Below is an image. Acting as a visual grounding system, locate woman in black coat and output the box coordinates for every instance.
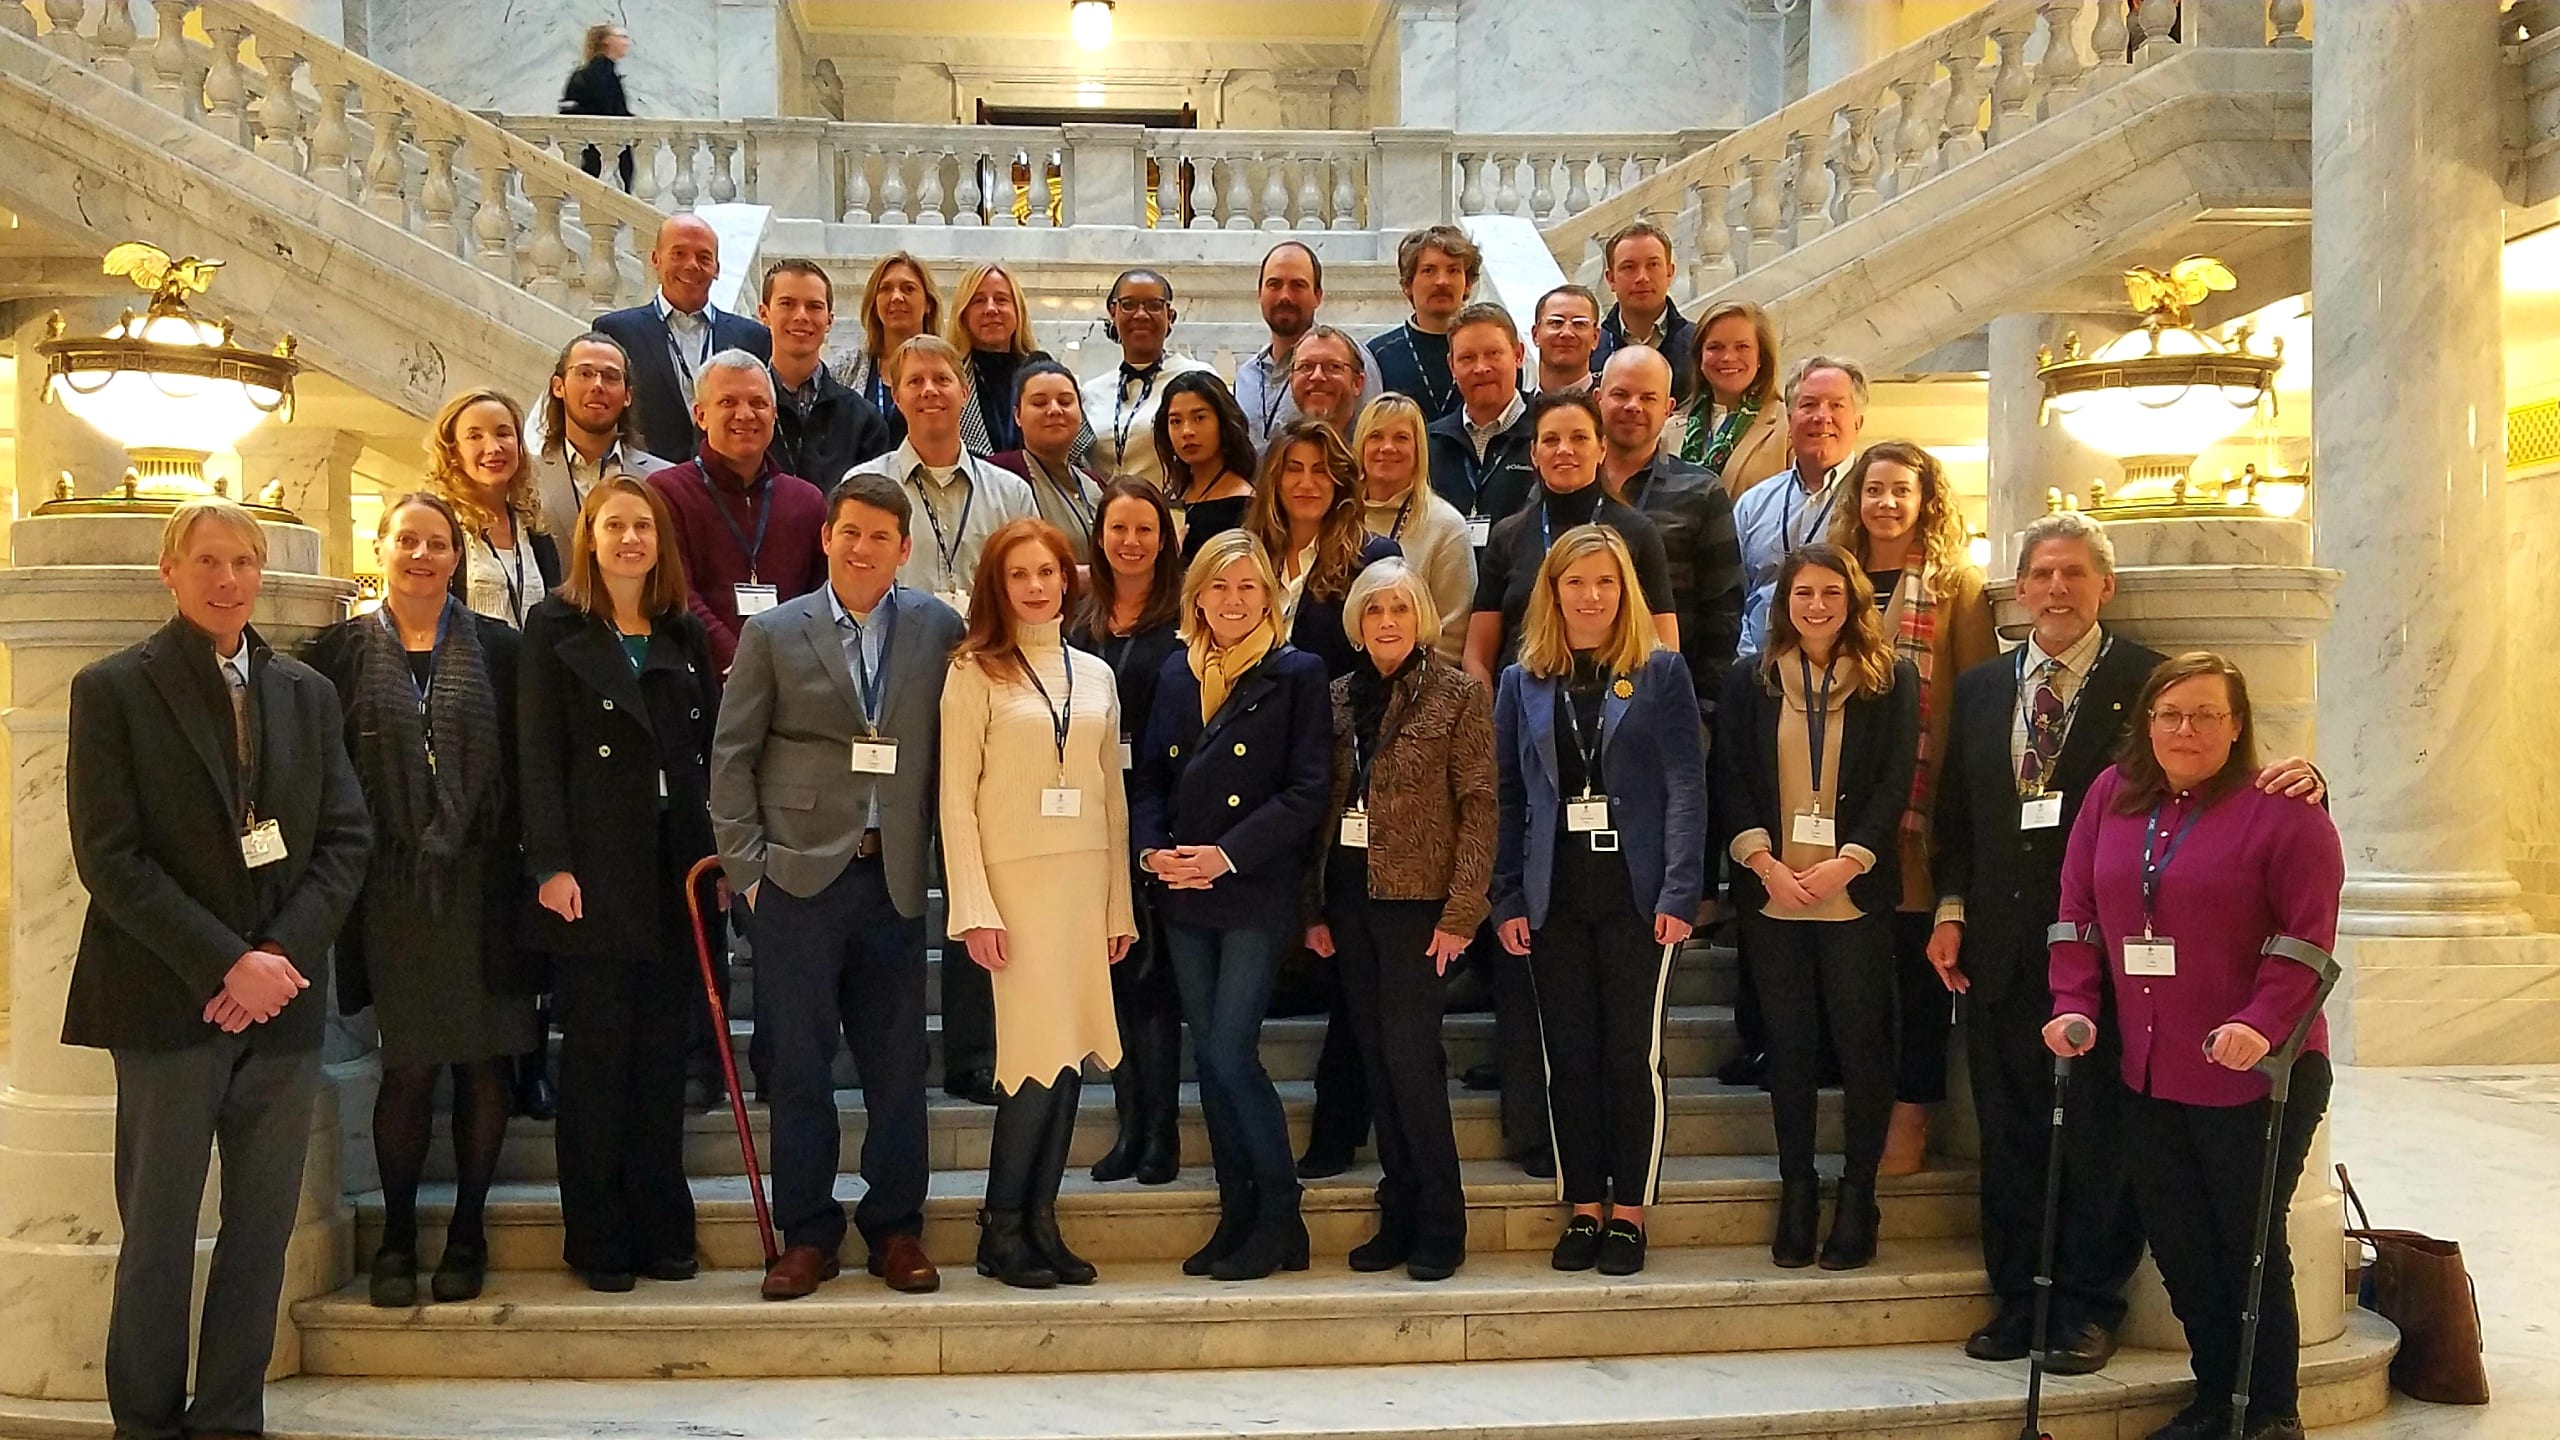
[1129,529,1333,1282]
[1713,542,1919,1273]
[518,476,720,1293]
[560,23,637,191]
[1068,477,1189,1186]
[307,493,538,1309]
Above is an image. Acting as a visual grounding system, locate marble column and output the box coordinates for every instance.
[0,515,355,1401]
[1809,0,1901,91]
[235,424,363,579]
[1984,312,2117,564]
[1389,0,1458,130]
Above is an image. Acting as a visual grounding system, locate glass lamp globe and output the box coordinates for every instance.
[48,311,287,458]
[1070,0,1114,51]
[2045,327,2269,462]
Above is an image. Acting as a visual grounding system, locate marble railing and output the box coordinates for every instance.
[9,0,659,315]
[1453,133,1722,223]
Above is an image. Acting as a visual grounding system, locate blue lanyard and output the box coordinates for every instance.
[1559,672,1609,797]
[844,601,892,731]
[1021,650,1076,778]
[866,367,894,418]
[2140,799,2206,938]
[1800,653,1837,805]
[700,472,774,583]
[915,466,977,584]
[665,309,713,393]
[1401,324,1455,417]
[1778,469,1839,548]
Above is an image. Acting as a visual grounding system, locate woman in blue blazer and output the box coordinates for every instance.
[1130,529,1333,1282]
[1491,524,1707,1278]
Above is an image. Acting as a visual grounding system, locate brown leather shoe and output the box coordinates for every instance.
[867,1233,941,1293]
[760,1243,840,1301]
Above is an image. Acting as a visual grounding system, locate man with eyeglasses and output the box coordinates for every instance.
[536,332,672,535]
[1082,269,1214,489]
[1531,285,1604,397]
[1234,241,1381,451]
[1283,326,1372,442]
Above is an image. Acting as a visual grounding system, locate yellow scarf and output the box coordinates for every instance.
[1190,622,1278,724]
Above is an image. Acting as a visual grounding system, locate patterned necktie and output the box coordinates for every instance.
[2019,661,2066,796]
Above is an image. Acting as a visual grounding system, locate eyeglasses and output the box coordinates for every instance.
[1294,360,1356,378]
[2149,708,2233,733]
[1110,298,1170,316]
[1539,318,1597,334]
[565,365,627,385]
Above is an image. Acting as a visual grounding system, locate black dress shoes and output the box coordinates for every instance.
[1595,1220,1646,1276]
[2041,1317,2119,1375]
[1963,1302,2035,1361]
[1295,1146,1354,1180]
[2142,1397,2226,1440]
[945,1068,1003,1107]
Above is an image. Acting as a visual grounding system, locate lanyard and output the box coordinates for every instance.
[480,521,532,625]
[1778,469,1839,549]
[866,366,894,418]
[2016,632,2114,794]
[378,603,453,704]
[845,603,892,732]
[1112,365,1162,463]
[1382,485,1418,541]
[1402,325,1455,416]
[1459,432,1504,517]
[1800,653,1837,810]
[1032,454,1096,535]
[914,466,977,585]
[2140,799,2206,939]
[701,472,774,583]
[1346,698,1414,806]
[665,309,712,395]
[1254,351,1290,436]
[1560,672,1609,797]
[1021,651,1076,779]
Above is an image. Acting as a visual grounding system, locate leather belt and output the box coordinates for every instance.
[854,828,883,860]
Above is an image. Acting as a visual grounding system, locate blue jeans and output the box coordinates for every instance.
[1164,922,1297,1200]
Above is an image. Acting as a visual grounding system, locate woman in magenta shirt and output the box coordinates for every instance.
[2045,652,2342,1440]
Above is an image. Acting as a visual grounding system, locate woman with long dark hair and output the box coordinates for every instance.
[1154,370,1259,563]
[1249,419,1402,680]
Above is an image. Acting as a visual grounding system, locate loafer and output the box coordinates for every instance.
[1405,1235,1465,1282]
[2042,1317,2120,1376]
[1595,1219,1646,1276]
[1963,1302,2035,1362]
[868,1233,942,1293]
[639,1256,700,1282]
[760,1244,839,1301]
[368,1247,418,1309]
[1550,1215,1603,1272]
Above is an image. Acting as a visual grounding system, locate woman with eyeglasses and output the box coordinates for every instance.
[2045,652,2341,1440]
[1083,269,1216,489]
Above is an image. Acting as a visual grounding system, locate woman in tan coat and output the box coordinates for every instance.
[1671,300,1790,500]
[1827,441,1995,1174]
[942,516,1137,1288]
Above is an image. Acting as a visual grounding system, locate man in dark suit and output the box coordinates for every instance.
[64,499,370,1440]
[710,472,965,1301]
[1930,511,2325,1374]
[594,212,772,463]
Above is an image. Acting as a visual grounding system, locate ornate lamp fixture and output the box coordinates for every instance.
[36,243,299,519]
[2037,256,2286,512]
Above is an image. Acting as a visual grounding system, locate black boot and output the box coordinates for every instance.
[1132,1008,1182,1185]
[1184,1183,1257,1276]
[1090,1062,1144,1184]
[1819,1179,1879,1271]
[1347,1208,1413,1272]
[1213,1185,1311,1281]
[1772,1175,1820,1268]
[974,1210,1058,1289]
[1025,1073,1097,1285]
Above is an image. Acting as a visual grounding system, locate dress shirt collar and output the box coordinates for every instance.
[827,575,896,631]
[1466,391,1527,456]
[890,438,970,489]
[654,292,712,328]
[214,643,252,690]
[2026,620,2107,680]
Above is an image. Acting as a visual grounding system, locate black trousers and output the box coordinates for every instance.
[1967,975,2145,1330]
[1326,866,1465,1242]
[1529,851,1673,1207]
[1492,931,1548,1152]
[1745,910,1894,1187]
[579,143,635,192]
[752,856,930,1254]
[2128,1053,2333,1422]
[1107,886,1182,1144]
[553,935,696,1273]
[1891,910,1952,1103]
[942,927,997,1086]
[1303,964,1374,1161]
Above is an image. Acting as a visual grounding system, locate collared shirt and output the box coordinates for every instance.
[1235,339,1386,452]
[1936,618,2112,927]
[215,644,252,693]
[778,362,825,422]
[825,580,896,832]
[1733,452,1855,654]
[565,441,642,510]
[1539,373,1595,399]
[843,440,1040,599]
[1466,392,1528,463]
[654,292,716,398]
[1081,351,1213,485]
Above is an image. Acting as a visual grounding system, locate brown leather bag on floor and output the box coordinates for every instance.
[2338,1164,2490,1405]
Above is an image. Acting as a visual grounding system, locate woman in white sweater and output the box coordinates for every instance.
[941,516,1137,1289]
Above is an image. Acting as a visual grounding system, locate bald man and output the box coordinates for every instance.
[1596,345,1742,717]
[595,213,773,463]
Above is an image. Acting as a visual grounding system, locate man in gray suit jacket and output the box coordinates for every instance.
[535,331,675,535]
[710,471,963,1301]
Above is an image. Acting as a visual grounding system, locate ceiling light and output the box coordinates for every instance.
[1071,0,1114,51]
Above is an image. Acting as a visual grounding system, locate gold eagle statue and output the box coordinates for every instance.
[102,242,225,314]
[2122,255,2236,329]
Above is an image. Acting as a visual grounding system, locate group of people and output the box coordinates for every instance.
[65,208,2344,1440]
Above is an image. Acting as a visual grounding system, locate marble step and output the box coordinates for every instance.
[427,1076,1838,1183]
[0,1314,2401,1439]
[294,1238,2005,1379]
[364,1154,1971,1272]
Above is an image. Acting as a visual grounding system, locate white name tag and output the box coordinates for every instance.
[240,819,288,869]
[1339,810,1371,848]
[734,582,779,616]
[1566,796,1611,833]
[851,739,899,774]
[1118,740,1134,771]
[2124,938,2178,976]
[1040,787,1083,818]
[2021,793,2064,830]
[1791,811,1837,848]
[1466,515,1493,548]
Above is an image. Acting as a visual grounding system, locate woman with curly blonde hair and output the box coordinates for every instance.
[426,387,558,628]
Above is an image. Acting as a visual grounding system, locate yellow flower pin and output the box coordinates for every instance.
[1613,678,1635,699]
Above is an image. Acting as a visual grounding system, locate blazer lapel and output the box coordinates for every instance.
[141,624,241,822]
[1200,664,1281,748]
[556,615,657,737]
[1529,676,1561,788]
[800,600,870,730]
[2054,641,2139,788]
[1600,674,1633,748]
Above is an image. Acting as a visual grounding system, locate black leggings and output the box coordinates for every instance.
[372,1058,510,1255]
[1745,910,1895,1187]
[1892,910,1952,1103]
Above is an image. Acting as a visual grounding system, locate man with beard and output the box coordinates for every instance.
[1235,241,1381,451]
[1367,225,1479,423]
[535,332,672,537]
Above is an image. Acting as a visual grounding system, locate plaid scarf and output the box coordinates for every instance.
[1886,566,1939,837]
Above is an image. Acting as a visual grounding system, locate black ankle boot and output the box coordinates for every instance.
[1820,1179,1879,1271]
[1184,1184,1257,1276]
[1134,1093,1180,1186]
[1347,1211,1413,1272]
[975,1210,1058,1289]
[1212,1191,1310,1281]
[1091,1061,1144,1183]
[1773,1176,1820,1268]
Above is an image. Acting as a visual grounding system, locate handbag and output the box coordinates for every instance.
[2338,1163,2490,1405]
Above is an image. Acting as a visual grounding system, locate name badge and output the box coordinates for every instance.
[1339,809,1371,848]
[1118,740,1134,771]
[851,739,899,774]
[734,582,779,616]
[1587,829,1621,853]
[2020,793,2064,830]
[2123,938,2177,976]
[1791,811,1837,848]
[1465,515,1493,548]
[239,818,288,869]
[1040,787,1083,818]
[1566,796,1611,833]
[938,589,973,618]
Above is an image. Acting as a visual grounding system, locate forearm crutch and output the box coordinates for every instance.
[2018,1015,2092,1440]
[2224,936,2343,1440]
[684,854,778,1269]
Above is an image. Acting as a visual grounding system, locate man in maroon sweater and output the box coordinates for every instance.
[649,350,828,675]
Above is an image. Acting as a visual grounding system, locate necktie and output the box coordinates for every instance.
[2019,661,2066,796]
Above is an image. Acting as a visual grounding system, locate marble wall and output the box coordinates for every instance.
[1450,0,1750,131]
[354,0,779,118]
[2512,464,2560,931]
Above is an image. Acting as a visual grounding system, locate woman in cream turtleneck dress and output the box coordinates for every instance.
[941,517,1136,1289]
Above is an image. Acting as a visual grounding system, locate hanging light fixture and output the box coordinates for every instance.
[1070,0,1115,51]
[2037,255,2284,510]
[37,242,299,518]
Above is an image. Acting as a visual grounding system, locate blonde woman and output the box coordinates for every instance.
[1489,524,1707,1278]
[941,517,1136,1288]
[1712,543,1919,1273]
[1351,396,1477,661]
[1827,440,1996,1175]
[426,388,557,628]
[944,261,1071,458]
[1249,419,1401,680]
[842,252,944,445]
[1673,299,1790,499]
